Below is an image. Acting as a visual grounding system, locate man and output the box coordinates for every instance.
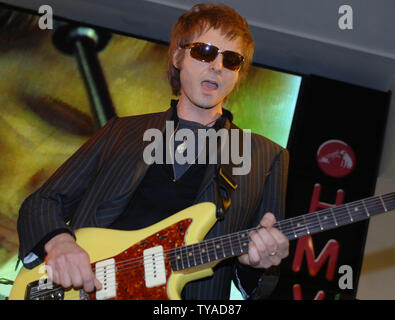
[17,3,289,299]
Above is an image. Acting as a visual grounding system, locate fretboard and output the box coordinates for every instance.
[170,192,395,271]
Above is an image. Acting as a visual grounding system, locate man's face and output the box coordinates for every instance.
[176,28,242,110]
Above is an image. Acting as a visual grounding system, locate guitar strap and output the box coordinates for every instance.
[214,120,242,221]
[215,164,238,220]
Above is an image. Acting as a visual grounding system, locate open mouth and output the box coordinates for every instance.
[201,80,218,90]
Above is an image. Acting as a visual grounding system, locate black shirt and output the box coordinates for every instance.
[110,112,214,230]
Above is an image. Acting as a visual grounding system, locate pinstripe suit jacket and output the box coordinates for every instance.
[17,104,289,300]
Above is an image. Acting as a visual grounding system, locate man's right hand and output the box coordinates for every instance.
[44,233,102,293]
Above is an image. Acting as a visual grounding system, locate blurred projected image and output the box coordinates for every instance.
[0,6,300,298]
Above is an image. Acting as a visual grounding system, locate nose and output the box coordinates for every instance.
[209,54,223,72]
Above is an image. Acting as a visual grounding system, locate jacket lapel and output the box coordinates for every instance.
[128,106,174,192]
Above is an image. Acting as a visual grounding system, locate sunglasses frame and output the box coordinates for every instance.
[181,42,244,72]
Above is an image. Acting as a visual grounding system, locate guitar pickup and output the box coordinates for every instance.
[143,246,166,288]
[95,258,117,300]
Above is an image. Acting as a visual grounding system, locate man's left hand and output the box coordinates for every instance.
[237,212,289,269]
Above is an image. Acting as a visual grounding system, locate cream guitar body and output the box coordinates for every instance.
[10,202,219,300]
[9,192,395,300]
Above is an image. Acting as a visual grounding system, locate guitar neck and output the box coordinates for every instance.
[170,192,395,271]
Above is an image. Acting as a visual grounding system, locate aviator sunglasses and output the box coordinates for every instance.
[181,42,244,71]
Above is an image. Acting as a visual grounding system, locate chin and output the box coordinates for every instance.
[194,96,223,110]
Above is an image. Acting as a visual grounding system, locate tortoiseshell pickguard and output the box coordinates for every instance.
[88,219,192,300]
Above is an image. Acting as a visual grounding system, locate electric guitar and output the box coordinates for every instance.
[9,192,395,300]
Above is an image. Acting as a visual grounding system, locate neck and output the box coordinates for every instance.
[169,192,395,271]
[176,96,223,127]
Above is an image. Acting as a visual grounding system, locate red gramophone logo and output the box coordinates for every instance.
[316,140,356,178]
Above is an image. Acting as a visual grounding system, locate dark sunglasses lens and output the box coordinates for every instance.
[190,44,218,62]
[188,43,243,71]
[222,52,243,71]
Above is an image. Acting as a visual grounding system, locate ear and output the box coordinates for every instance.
[172,48,184,70]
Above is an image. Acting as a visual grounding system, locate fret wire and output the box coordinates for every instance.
[185,245,191,267]
[179,245,185,270]
[311,213,323,233]
[316,211,324,231]
[190,243,197,267]
[206,239,214,262]
[185,245,191,268]
[345,203,355,221]
[203,240,210,263]
[227,234,235,256]
[330,207,338,226]
[380,195,388,212]
[344,203,353,222]
[232,233,243,255]
[361,199,370,217]
[220,239,226,258]
[302,214,310,235]
[219,237,226,259]
[211,240,218,260]
[236,232,243,254]
[220,237,227,257]
[198,242,204,265]
[173,246,180,271]
[288,218,298,238]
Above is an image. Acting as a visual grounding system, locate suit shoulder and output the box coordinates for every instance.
[251,132,286,154]
[116,110,168,123]
[106,109,170,132]
[229,122,287,155]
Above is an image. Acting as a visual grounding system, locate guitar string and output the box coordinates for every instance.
[31,201,390,300]
[36,196,395,289]
[92,198,395,276]
[86,200,392,281]
[91,196,395,280]
[87,195,394,273]
[31,199,395,300]
[30,202,395,300]
[29,196,394,299]
[82,193,394,277]
[30,196,395,298]
[91,195,395,272]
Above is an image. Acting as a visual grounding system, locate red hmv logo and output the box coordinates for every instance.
[316,140,356,178]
